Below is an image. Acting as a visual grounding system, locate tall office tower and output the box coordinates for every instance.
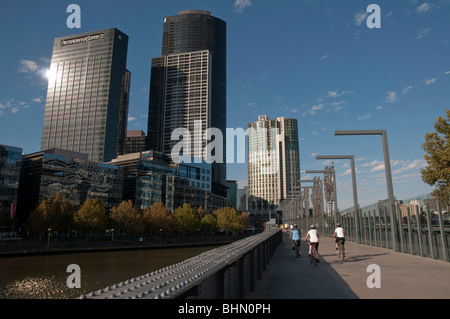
[248,115,300,207]
[41,28,130,162]
[147,10,227,187]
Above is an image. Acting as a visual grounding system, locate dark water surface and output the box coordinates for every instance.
[0,245,219,299]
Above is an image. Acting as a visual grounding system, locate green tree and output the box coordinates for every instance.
[421,109,450,207]
[173,203,200,235]
[142,202,175,235]
[200,213,218,234]
[110,200,141,236]
[73,198,108,238]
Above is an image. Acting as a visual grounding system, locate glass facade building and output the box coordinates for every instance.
[16,149,123,224]
[248,115,300,207]
[125,130,147,154]
[41,28,130,163]
[109,151,215,212]
[147,10,227,188]
[0,144,22,221]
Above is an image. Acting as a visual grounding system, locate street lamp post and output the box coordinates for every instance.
[302,168,338,231]
[316,155,361,244]
[334,129,398,251]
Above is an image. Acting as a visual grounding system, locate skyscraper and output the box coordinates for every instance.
[147,10,227,187]
[41,28,130,163]
[248,115,300,207]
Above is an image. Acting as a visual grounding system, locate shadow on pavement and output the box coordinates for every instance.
[246,233,359,299]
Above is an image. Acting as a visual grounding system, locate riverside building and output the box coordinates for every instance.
[247,115,301,208]
[40,28,131,163]
[147,10,227,199]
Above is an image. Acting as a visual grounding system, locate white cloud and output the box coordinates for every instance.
[128,116,136,122]
[354,10,368,26]
[234,0,251,13]
[308,103,324,115]
[385,91,398,103]
[331,101,347,106]
[18,59,39,73]
[327,90,354,98]
[0,99,30,116]
[402,86,413,94]
[424,78,437,85]
[357,113,372,120]
[327,91,339,98]
[416,28,432,40]
[376,105,383,110]
[32,97,42,103]
[319,54,330,60]
[416,3,431,13]
[444,71,450,75]
[18,58,50,85]
[392,159,426,174]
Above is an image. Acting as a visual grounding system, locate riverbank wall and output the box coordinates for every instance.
[0,235,245,258]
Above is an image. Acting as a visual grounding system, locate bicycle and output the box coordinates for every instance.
[292,240,301,259]
[337,239,345,262]
[309,242,319,267]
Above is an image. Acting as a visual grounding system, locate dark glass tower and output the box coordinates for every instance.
[147,10,227,187]
[41,28,130,162]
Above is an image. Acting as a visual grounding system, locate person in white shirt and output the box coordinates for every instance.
[333,223,345,251]
[305,225,320,258]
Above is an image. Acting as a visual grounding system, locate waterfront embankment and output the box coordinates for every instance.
[0,234,242,258]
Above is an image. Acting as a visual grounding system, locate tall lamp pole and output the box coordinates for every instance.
[334,130,398,251]
[316,155,360,244]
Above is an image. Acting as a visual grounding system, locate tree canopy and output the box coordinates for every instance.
[421,109,450,208]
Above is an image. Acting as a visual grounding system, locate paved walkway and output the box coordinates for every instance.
[246,232,450,299]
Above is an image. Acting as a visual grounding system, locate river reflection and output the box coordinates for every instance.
[0,246,220,299]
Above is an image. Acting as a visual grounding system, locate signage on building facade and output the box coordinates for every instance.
[60,33,104,47]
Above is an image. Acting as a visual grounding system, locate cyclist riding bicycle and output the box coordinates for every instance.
[305,224,319,260]
[333,223,345,251]
[289,224,301,256]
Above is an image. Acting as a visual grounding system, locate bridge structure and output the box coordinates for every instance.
[80,227,282,299]
[80,225,450,299]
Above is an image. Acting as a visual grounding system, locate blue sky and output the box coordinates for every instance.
[0,0,449,210]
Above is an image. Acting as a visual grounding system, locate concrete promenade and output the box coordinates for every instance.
[245,231,450,299]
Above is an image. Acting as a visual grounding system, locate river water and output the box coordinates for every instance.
[0,245,220,299]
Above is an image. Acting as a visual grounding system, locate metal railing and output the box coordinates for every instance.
[289,198,449,263]
[80,227,282,299]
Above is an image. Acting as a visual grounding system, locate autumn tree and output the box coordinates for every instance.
[110,200,141,237]
[142,202,175,235]
[28,193,75,233]
[421,109,450,208]
[73,198,108,238]
[213,207,246,234]
[200,214,218,234]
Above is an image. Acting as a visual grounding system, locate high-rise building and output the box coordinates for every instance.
[0,144,22,222]
[147,10,227,188]
[16,148,123,224]
[125,130,147,154]
[41,28,130,163]
[248,115,300,207]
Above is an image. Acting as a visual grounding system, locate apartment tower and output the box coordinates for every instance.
[248,115,301,207]
[147,10,227,188]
